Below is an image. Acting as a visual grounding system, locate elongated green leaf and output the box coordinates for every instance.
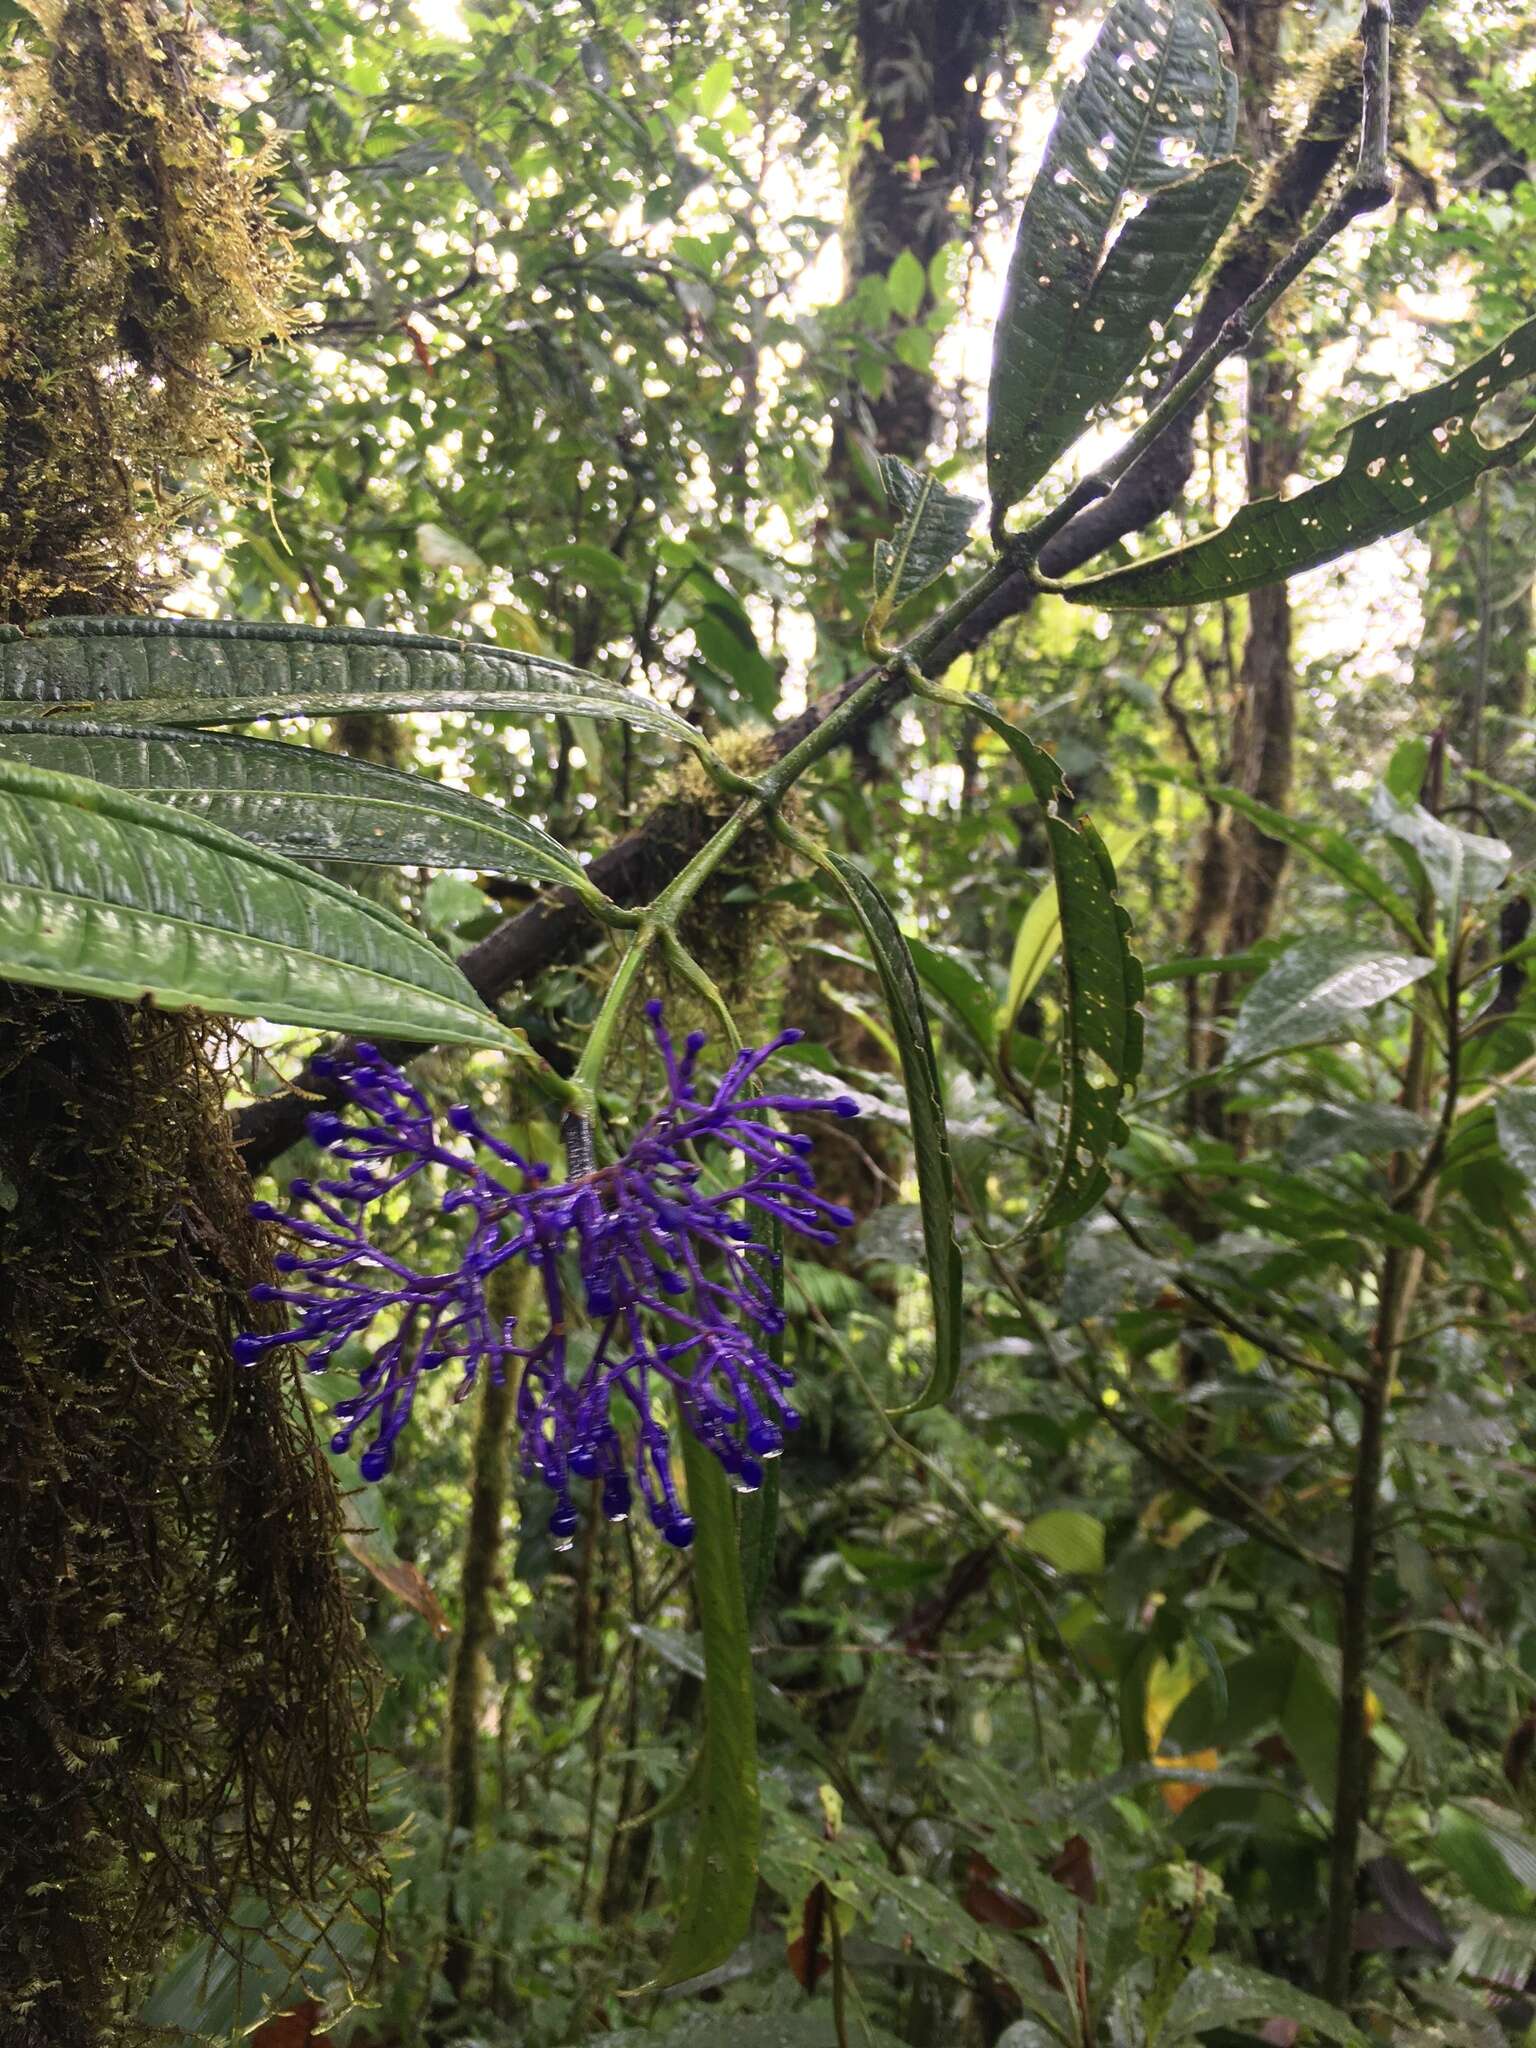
[1227,936,1434,1065]
[970,697,1144,1231]
[1068,316,1536,607]
[0,718,598,895]
[869,457,979,636]
[0,757,526,1049]
[907,937,998,1057]
[0,615,701,746]
[1000,823,1143,1045]
[651,1431,760,1989]
[738,1211,784,1625]
[1160,1957,1367,2045]
[1190,780,1424,947]
[987,0,1239,526]
[817,851,963,1413]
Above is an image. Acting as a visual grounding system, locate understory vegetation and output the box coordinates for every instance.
[6,1,1536,2044]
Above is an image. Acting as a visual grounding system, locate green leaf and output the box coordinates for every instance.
[694,55,734,116]
[1456,1799,1536,1894]
[1227,936,1435,1065]
[1370,783,1510,916]
[1435,1802,1536,1916]
[0,615,702,748]
[987,0,1239,527]
[0,756,525,1050]
[1283,1101,1434,1170]
[1159,1956,1367,2044]
[1495,1089,1536,1190]
[1067,316,1536,607]
[0,718,599,895]
[869,456,980,635]
[1000,823,1143,1043]
[886,247,927,320]
[1021,1509,1105,1574]
[906,937,998,1056]
[415,520,485,573]
[1176,778,1423,947]
[817,851,963,1413]
[651,1431,760,1988]
[970,697,1144,1230]
[588,2018,906,2048]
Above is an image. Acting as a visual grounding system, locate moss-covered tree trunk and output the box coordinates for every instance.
[0,7,375,2040]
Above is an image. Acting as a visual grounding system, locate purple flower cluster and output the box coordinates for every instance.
[238,1005,859,1548]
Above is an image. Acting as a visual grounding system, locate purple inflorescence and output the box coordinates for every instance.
[238,1004,859,1547]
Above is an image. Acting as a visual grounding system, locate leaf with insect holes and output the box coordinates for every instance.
[1067,317,1536,606]
[987,0,1240,529]
[869,456,980,639]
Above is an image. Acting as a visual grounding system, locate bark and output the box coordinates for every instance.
[439,1364,518,2008]
[1185,344,1301,1106]
[827,0,1022,505]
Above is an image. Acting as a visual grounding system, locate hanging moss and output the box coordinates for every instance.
[0,0,293,619]
[0,6,378,2041]
[0,1000,380,2046]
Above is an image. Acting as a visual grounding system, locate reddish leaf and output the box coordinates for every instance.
[1047,1833,1096,1905]
[786,1881,830,1990]
[963,1851,1042,1933]
[342,1488,452,1639]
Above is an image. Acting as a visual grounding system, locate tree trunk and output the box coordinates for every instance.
[0,8,374,2036]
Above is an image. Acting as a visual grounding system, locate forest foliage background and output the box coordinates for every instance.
[6,0,1536,2043]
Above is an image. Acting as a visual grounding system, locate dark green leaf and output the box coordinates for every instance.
[651,1433,760,1988]
[0,718,599,895]
[0,757,526,1050]
[0,615,702,746]
[1160,1957,1368,2044]
[738,1212,784,1625]
[971,697,1144,1230]
[870,456,979,632]
[906,936,997,1056]
[1283,1101,1434,1170]
[817,851,963,1412]
[987,0,1239,526]
[587,2017,906,2048]
[1067,316,1536,606]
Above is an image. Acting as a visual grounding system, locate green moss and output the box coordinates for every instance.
[641,729,806,1013]
[0,9,378,2039]
[0,0,293,620]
